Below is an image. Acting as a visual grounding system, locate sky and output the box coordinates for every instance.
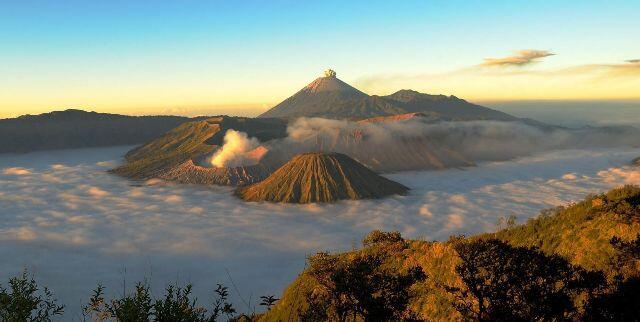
[1,0,639,118]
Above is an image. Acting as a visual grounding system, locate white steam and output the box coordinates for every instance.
[210,130,264,168]
[261,117,640,172]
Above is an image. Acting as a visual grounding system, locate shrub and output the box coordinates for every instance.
[0,270,64,322]
[449,239,603,321]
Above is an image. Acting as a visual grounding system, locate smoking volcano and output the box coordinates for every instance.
[111,116,287,186]
[259,69,516,121]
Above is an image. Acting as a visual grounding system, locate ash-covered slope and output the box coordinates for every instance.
[236,152,408,203]
[156,160,271,186]
[259,70,517,121]
[112,116,287,185]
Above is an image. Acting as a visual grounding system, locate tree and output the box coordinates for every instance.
[259,295,278,311]
[304,231,426,321]
[449,239,600,321]
[0,270,64,322]
[153,284,206,322]
[584,276,640,321]
[83,282,153,322]
[84,282,238,322]
[610,234,640,263]
[583,234,640,320]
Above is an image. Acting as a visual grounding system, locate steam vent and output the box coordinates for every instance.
[324,68,337,77]
[235,152,409,203]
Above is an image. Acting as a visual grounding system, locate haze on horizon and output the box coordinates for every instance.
[1,0,639,119]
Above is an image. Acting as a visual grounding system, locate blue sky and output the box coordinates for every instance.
[1,0,639,117]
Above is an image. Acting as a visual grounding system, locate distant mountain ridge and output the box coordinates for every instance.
[259,70,517,121]
[0,109,204,153]
[0,109,199,153]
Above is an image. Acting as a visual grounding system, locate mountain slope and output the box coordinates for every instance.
[262,185,640,321]
[0,109,196,153]
[259,71,405,119]
[487,185,640,274]
[236,152,409,203]
[383,90,517,121]
[259,70,517,121]
[112,116,287,184]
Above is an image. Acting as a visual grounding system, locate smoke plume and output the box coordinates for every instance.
[261,117,640,172]
[210,130,265,168]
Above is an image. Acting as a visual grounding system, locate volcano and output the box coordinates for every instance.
[111,116,287,185]
[259,69,516,121]
[259,69,404,120]
[235,152,408,203]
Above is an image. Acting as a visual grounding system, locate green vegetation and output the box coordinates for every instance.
[0,270,64,322]
[82,282,245,322]
[488,184,640,274]
[302,232,425,321]
[449,239,601,321]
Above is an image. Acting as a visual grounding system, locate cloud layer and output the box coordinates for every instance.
[0,145,639,318]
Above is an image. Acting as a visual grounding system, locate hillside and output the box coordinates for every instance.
[236,152,409,203]
[262,185,640,321]
[259,70,517,121]
[488,185,640,274]
[112,116,287,184]
[0,109,196,153]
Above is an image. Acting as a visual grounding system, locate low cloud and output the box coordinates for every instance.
[2,167,31,175]
[0,145,639,318]
[87,186,110,198]
[481,50,555,67]
[264,118,640,171]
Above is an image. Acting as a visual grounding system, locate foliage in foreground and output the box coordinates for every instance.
[0,270,64,322]
[449,239,603,321]
[83,282,240,322]
[303,231,426,321]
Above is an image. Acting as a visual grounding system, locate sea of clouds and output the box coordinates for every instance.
[1,145,639,319]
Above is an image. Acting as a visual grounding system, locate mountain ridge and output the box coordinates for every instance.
[0,109,199,153]
[259,71,517,121]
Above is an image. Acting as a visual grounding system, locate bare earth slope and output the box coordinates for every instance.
[236,152,408,203]
[112,116,287,185]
